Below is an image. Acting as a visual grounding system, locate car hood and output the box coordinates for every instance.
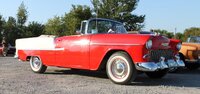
[90,34,176,50]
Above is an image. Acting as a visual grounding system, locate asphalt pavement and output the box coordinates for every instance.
[0,57,200,94]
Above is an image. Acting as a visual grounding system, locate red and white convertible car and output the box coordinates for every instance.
[16,18,185,84]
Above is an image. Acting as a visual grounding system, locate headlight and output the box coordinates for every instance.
[146,40,152,49]
[176,42,182,50]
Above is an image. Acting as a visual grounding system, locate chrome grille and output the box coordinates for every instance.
[150,50,173,62]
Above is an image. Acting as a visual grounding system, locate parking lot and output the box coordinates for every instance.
[0,56,200,94]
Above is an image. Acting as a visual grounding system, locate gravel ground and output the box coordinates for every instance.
[0,56,200,94]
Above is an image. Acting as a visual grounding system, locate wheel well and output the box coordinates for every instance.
[26,56,31,61]
[97,50,131,71]
[179,52,185,62]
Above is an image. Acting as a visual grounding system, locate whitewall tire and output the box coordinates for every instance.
[106,52,137,84]
[30,56,47,73]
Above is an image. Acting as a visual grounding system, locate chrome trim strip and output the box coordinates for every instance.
[90,43,141,46]
[54,48,65,51]
[17,48,65,51]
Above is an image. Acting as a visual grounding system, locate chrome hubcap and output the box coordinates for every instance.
[32,57,41,69]
[111,59,127,79]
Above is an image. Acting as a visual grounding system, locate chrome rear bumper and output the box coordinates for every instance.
[135,56,185,72]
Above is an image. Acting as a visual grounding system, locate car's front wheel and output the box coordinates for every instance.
[30,56,47,73]
[106,52,137,84]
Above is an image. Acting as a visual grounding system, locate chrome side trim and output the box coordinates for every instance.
[54,48,65,51]
[90,43,141,46]
[17,48,65,51]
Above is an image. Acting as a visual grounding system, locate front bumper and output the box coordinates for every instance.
[135,56,185,72]
[185,59,200,64]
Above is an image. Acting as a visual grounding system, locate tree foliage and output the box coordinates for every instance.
[153,29,174,38]
[183,27,200,41]
[0,2,46,45]
[91,0,145,31]
[3,17,18,45]
[16,2,29,39]
[63,5,92,35]
[45,1,144,35]
[45,16,65,36]
[26,21,45,37]
[45,5,92,36]
[0,15,5,42]
[17,2,28,26]
[175,32,184,41]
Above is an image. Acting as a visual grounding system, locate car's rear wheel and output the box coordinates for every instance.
[30,56,47,73]
[106,52,137,84]
[145,69,168,79]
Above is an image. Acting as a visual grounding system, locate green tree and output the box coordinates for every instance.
[91,0,145,31]
[17,2,28,38]
[45,16,65,36]
[175,32,184,41]
[63,5,92,35]
[4,17,18,45]
[26,21,45,37]
[183,27,200,41]
[45,5,92,36]
[17,2,28,26]
[0,15,5,42]
[63,14,79,35]
[153,29,174,38]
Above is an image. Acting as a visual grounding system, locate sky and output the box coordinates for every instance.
[0,0,199,33]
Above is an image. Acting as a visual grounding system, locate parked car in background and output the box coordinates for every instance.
[179,36,200,70]
[16,18,184,85]
[0,44,2,56]
[0,43,16,56]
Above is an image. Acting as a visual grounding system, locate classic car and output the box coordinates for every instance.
[0,43,16,56]
[16,18,185,84]
[179,36,200,70]
[0,44,2,56]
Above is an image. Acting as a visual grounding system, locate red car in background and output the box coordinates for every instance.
[0,43,2,56]
[0,43,16,56]
[16,18,185,84]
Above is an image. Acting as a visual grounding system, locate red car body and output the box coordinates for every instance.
[18,34,177,69]
[16,18,185,84]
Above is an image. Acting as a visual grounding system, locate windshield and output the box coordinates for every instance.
[188,37,200,43]
[87,19,127,34]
